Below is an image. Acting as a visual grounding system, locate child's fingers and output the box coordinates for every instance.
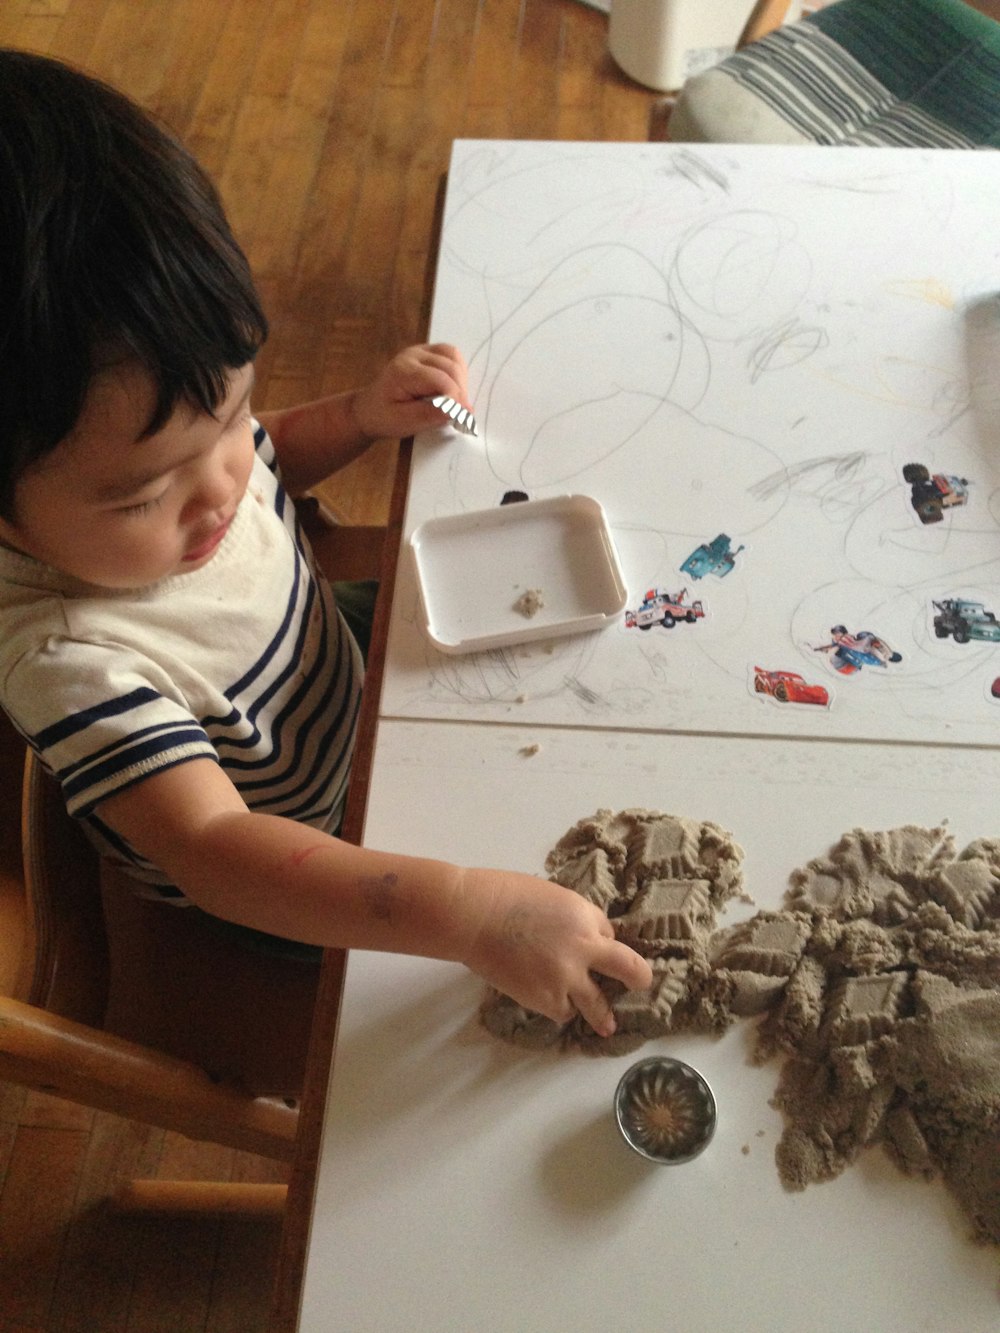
[421,341,466,368]
[595,937,654,993]
[569,981,617,1039]
[566,937,654,1038]
[399,343,469,401]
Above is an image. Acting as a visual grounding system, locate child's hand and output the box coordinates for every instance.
[458,868,654,1038]
[351,343,472,440]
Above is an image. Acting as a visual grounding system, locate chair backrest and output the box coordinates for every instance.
[21,749,110,1025]
[0,739,307,1154]
[18,746,322,1095]
[667,0,1000,147]
[0,713,113,1025]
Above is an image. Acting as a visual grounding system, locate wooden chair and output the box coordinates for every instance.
[0,508,385,1214]
[662,0,1000,147]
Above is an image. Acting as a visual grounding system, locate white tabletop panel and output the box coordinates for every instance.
[298,720,1000,1332]
[382,141,1000,750]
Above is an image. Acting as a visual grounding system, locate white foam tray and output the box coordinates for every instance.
[410,494,628,654]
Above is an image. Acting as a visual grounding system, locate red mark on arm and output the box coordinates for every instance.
[287,844,327,869]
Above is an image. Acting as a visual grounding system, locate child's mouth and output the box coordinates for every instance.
[183,517,232,562]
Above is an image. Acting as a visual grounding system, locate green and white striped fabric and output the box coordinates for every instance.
[668,0,1000,148]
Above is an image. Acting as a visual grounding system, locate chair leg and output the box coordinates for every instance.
[648,96,678,143]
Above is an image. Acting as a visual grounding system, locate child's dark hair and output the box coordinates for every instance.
[0,49,268,516]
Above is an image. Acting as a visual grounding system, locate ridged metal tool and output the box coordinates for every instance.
[426,394,478,436]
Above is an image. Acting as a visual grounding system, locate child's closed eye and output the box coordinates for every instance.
[118,493,166,517]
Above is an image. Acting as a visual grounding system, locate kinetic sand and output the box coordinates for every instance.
[513,588,544,618]
[479,811,1000,1248]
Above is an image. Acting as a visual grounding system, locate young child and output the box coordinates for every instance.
[0,49,652,1038]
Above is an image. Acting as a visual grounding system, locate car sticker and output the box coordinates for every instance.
[811,626,903,676]
[750,665,831,708]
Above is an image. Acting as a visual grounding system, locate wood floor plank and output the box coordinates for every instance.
[0,1082,28,1126]
[246,0,310,102]
[0,1120,18,1190]
[124,1215,221,1333]
[509,0,565,139]
[203,1215,283,1333]
[148,0,239,138]
[45,1112,165,1333]
[83,0,172,104]
[416,0,480,169]
[340,100,417,320]
[37,0,106,69]
[466,0,523,125]
[338,0,397,95]
[6,15,60,51]
[180,1,264,181]
[0,1127,86,1327]
[383,0,439,89]
[218,90,290,269]
[18,1091,94,1133]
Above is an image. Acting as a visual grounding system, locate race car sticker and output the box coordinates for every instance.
[750,665,831,708]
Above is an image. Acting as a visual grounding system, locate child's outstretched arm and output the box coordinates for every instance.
[257,343,472,496]
[99,759,653,1037]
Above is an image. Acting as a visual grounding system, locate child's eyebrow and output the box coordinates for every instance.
[97,370,256,502]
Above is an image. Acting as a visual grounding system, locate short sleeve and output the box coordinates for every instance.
[5,637,219,817]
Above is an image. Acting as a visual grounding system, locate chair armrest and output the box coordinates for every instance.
[294,494,386,583]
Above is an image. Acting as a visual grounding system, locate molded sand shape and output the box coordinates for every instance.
[615,1057,717,1164]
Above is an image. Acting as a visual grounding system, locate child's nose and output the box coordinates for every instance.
[191,463,233,514]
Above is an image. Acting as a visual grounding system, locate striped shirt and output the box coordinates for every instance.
[0,425,363,896]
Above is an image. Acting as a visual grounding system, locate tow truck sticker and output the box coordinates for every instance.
[625,587,705,631]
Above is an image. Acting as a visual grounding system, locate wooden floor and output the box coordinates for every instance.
[0,1,659,1329]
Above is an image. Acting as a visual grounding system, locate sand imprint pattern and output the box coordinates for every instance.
[479,808,746,1056]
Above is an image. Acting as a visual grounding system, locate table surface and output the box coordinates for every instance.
[289,141,1000,1331]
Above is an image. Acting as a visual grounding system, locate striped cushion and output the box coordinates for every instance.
[668,0,1000,148]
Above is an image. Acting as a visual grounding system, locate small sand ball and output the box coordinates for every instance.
[514,588,544,618]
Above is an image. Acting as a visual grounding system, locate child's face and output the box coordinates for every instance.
[0,361,256,588]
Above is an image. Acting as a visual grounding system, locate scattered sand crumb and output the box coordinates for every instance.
[519,743,541,757]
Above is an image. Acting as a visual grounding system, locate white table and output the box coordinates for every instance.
[298,723,1000,1331]
[287,142,1000,1331]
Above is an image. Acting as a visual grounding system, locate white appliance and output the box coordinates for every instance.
[609,0,803,92]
